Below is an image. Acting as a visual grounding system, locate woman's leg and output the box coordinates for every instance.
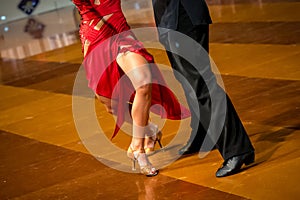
[95,94,115,114]
[96,95,134,125]
[116,52,152,151]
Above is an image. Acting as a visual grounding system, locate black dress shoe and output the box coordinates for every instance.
[216,151,255,178]
[178,142,200,155]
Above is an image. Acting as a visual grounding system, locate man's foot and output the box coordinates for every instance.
[215,151,255,178]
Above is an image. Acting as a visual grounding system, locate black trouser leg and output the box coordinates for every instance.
[159,3,254,159]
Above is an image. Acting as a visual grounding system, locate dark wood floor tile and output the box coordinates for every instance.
[25,73,78,95]
[0,130,246,199]
[14,172,247,200]
[210,22,300,45]
[0,131,107,199]
[129,22,300,44]
[206,0,300,5]
[1,61,80,87]
[223,75,300,128]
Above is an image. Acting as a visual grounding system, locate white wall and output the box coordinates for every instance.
[0,0,74,25]
[0,5,79,59]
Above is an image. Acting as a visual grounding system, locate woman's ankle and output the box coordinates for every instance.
[130,143,145,153]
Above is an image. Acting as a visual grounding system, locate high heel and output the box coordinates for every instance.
[144,123,163,154]
[127,147,159,177]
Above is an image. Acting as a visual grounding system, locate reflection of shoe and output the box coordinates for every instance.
[127,146,159,177]
[144,123,163,154]
[178,141,200,156]
[216,151,255,178]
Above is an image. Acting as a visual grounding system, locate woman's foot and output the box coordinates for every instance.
[127,146,159,177]
[144,123,163,154]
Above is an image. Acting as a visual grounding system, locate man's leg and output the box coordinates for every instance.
[161,3,255,177]
[163,3,213,154]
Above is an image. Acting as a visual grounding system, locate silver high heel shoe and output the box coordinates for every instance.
[144,122,163,154]
[127,146,158,177]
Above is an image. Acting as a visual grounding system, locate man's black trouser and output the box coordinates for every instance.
[158,4,254,160]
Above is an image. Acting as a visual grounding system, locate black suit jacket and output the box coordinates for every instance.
[152,0,212,32]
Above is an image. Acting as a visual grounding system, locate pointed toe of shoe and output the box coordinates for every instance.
[216,151,255,178]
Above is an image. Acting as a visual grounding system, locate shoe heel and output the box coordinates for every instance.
[244,152,255,165]
[157,139,163,149]
[157,131,163,149]
[128,148,158,176]
[131,159,136,171]
[127,147,137,171]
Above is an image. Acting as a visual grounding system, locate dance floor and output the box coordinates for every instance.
[0,0,299,199]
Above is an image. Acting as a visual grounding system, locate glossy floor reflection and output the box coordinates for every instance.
[1,0,299,199]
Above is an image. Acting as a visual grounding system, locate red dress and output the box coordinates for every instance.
[73,0,190,138]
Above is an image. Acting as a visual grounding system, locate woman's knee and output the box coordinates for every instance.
[130,68,152,90]
[136,84,152,97]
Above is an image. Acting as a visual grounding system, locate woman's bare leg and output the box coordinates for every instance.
[95,95,134,125]
[116,52,152,151]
